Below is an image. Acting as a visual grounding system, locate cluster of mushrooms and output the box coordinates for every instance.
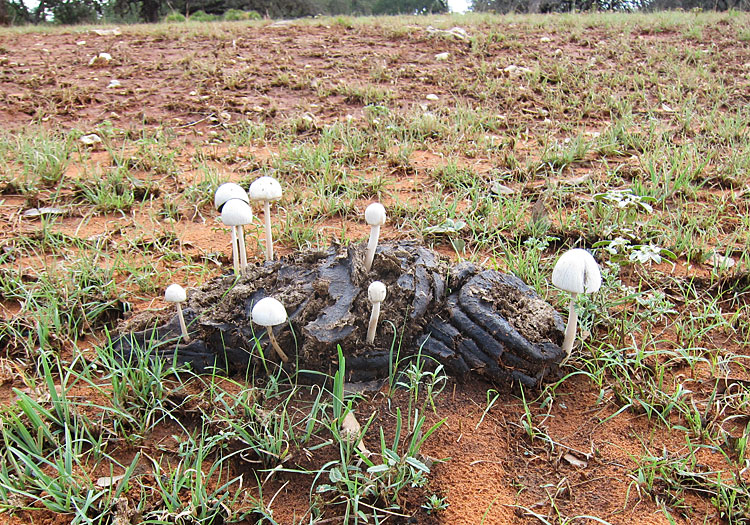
[163,178,603,367]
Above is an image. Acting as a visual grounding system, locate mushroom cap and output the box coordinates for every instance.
[221,199,253,226]
[248,176,282,202]
[551,248,602,294]
[365,203,386,227]
[164,284,187,303]
[251,297,288,327]
[368,281,387,303]
[214,183,249,211]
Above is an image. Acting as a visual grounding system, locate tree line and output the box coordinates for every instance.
[0,0,448,25]
[472,0,747,12]
[0,0,746,27]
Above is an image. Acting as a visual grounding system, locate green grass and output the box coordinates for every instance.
[0,9,749,524]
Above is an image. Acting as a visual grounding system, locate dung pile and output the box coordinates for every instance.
[115,242,565,387]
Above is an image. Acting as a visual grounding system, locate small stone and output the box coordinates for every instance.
[540,36,552,43]
[491,182,515,195]
[88,52,112,66]
[80,133,102,145]
[91,28,121,36]
[503,64,532,75]
[107,79,121,88]
[553,48,563,56]
[425,94,439,101]
[435,52,450,61]
[76,40,86,45]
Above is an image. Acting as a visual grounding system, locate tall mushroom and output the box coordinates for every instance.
[214,182,249,212]
[551,248,602,357]
[221,199,253,274]
[364,203,386,272]
[248,176,282,262]
[366,281,387,344]
[251,297,289,362]
[164,284,189,342]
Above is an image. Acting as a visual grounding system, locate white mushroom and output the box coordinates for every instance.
[164,284,189,341]
[251,297,289,362]
[364,203,386,272]
[248,176,282,262]
[214,182,249,212]
[366,281,387,344]
[551,248,602,357]
[221,199,253,274]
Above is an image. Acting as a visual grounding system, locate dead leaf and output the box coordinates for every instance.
[563,453,588,469]
[23,207,66,218]
[96,474,125,487]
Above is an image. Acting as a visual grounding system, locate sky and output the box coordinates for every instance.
[448,0,470,12]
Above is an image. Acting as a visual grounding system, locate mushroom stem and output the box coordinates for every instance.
[561,292,579,356]
[266,329,289,362]
[364,224,380,272]
[230,226,239,275]
[237,225,248,271]
[176,303,190,342]
[264,200,273,262]
[366,301,381,344]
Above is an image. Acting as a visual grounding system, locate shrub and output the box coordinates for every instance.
[163,11,186,22]
[189,10,218,21]
[223,9,262,21]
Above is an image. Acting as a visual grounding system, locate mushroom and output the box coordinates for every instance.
[366,281,387,344]
[214,182,249,212]
[364,203,386,272]
[220,199,253,274]
[551,248,602,357]
[164,284,189,342]
[251,297,289,362]
[248,176,282,262]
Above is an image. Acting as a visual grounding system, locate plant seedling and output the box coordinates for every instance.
[366,281,387,344]
[221,199,253,273]
[364,203,386,272]
[248,176,282,262]
[164,284,189,341]
[251,297,289,362]
[551,248,602,357]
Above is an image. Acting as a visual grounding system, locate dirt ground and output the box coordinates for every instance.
[1,13,749,525]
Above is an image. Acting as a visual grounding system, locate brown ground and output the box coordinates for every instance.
[1,13,749,525]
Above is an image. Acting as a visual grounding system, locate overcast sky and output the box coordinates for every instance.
[448,0,470,12]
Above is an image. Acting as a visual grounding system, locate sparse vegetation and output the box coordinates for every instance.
[0,10,749,525]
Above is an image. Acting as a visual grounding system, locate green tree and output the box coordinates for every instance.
[371,0,448,13]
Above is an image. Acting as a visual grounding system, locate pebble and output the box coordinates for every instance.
[89,52,112,66]
[80,134,102,145]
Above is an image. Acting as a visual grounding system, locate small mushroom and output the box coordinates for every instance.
[221,199,253,274]
[248,176,282,262]
[364,203,386,272]
[251,297,289,362]
[214,182,249,212]
[164,284,189,341]
[551,248,602,357]
[366,281,387,344]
